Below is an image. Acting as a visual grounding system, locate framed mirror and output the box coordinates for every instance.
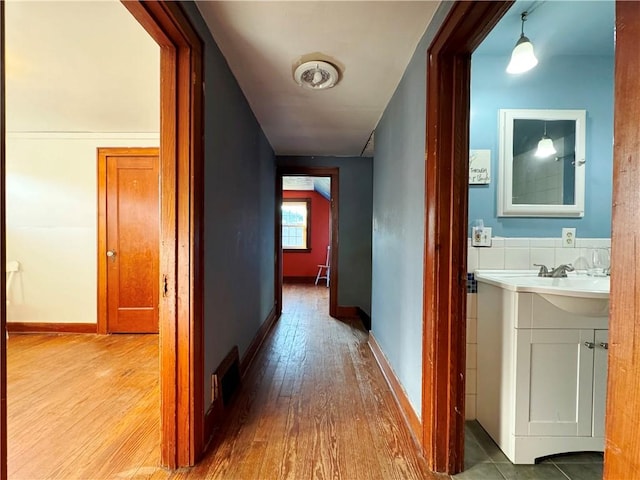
[498,109,586,217]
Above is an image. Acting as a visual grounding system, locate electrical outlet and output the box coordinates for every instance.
[472,226,492,247]
[562,228,576,248]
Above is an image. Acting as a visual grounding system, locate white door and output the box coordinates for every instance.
[515,328,595,437]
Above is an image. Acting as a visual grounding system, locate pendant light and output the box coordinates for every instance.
[506,12,539,74]
[535,122,556,158]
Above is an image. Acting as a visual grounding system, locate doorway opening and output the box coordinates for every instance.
[276,167,339,319]
[463,2,613,474]
[4,3,162,476]
[1,1,204,475]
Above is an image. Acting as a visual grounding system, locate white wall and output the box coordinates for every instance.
[6,132,159,324]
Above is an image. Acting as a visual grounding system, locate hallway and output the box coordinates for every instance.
[185,284,440,479]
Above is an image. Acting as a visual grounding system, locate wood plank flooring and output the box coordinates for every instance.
[7,286,442,479]
[7,333,160,479]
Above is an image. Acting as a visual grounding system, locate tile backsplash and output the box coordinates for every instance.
[464,236,611,420]
[467,237,611,273]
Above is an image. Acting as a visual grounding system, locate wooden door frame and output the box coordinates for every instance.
[276,167,339,318]
[1,1,6,478]
[120,2,204,468]
[605,3,640,477]
[97,147,160,335]
[421,1,512,474]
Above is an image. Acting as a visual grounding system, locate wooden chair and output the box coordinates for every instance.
[315,246,330,287]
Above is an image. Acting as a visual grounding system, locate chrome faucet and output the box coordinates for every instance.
[550,264,575,278]
[534,263,575,278]
[534,264,549,277]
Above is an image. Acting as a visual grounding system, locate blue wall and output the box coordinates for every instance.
[371,3,452,417]
[470,54,614,237]
[183,4,277,409]
[277,156,373,315]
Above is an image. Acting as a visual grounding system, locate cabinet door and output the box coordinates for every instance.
[515,329,595,437]
[593,329,608,437]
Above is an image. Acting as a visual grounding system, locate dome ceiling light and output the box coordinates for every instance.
[506,11,539,74]
[294,61,340,90]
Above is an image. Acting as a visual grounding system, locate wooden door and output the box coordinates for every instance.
[98,148,159,334]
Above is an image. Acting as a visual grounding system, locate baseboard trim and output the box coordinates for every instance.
[335,305,359,319]
[368,333,422,447]
[240,305,280,377]
[283,275,317,284]
[7,322,97,334]
[336,306,371,330]
[357,307,371,331]
[203,401,221,450]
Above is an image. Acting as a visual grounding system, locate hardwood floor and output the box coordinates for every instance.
[7,286,440,479]
[7,333,160,479]
[184,285,439,480]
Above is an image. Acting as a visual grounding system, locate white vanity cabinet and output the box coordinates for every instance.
[476,278,608,464]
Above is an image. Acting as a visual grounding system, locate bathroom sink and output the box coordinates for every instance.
[475,270,610,316]
[537,293,609,316]
[474,270,609,298]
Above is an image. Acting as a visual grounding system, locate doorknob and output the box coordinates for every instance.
[106,250,117,258]
[584,341,595,349]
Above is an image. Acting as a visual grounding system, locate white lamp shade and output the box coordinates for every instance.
[506,36,539,74]
[535,137,557,158]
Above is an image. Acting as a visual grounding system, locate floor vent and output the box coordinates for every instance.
[205,345,241,446]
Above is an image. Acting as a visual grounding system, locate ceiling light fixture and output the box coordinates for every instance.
[506,12,539,74]
[535,122,557,158]
[294,61,339,90]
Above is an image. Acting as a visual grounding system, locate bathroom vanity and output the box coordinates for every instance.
[475,270,609,464]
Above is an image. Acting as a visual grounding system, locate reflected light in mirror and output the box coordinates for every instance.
[535,136,557,158]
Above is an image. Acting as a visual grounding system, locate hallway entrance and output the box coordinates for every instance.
[276,167,339,319]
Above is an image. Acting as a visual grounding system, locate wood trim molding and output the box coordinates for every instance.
[422,1,512,474]
[240,306,280,377]
[7,323,96,334]
[0,3,7,477]
[357,307,371,331]
[368,333,422,445]
[605,3,640,478]
[121,1,204,469]
[283,276,317,284]
[335,306,359,319]
[97,147,159,335]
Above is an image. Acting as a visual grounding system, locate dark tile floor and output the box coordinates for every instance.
[454,421,603,480]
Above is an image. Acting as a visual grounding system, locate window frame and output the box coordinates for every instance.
[282,198,312,253]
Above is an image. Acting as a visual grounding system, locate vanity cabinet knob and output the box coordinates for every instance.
[600,342,609,350]
[584,341,595,349]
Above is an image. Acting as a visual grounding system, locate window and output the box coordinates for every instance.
[282,199,311,251]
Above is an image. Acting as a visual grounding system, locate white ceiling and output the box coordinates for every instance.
[195,1,440,157]
[4,0,614,157]
[5,0,159,133]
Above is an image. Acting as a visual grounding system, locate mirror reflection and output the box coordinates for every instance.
[498,109,586,217]
[512,119,576,206]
